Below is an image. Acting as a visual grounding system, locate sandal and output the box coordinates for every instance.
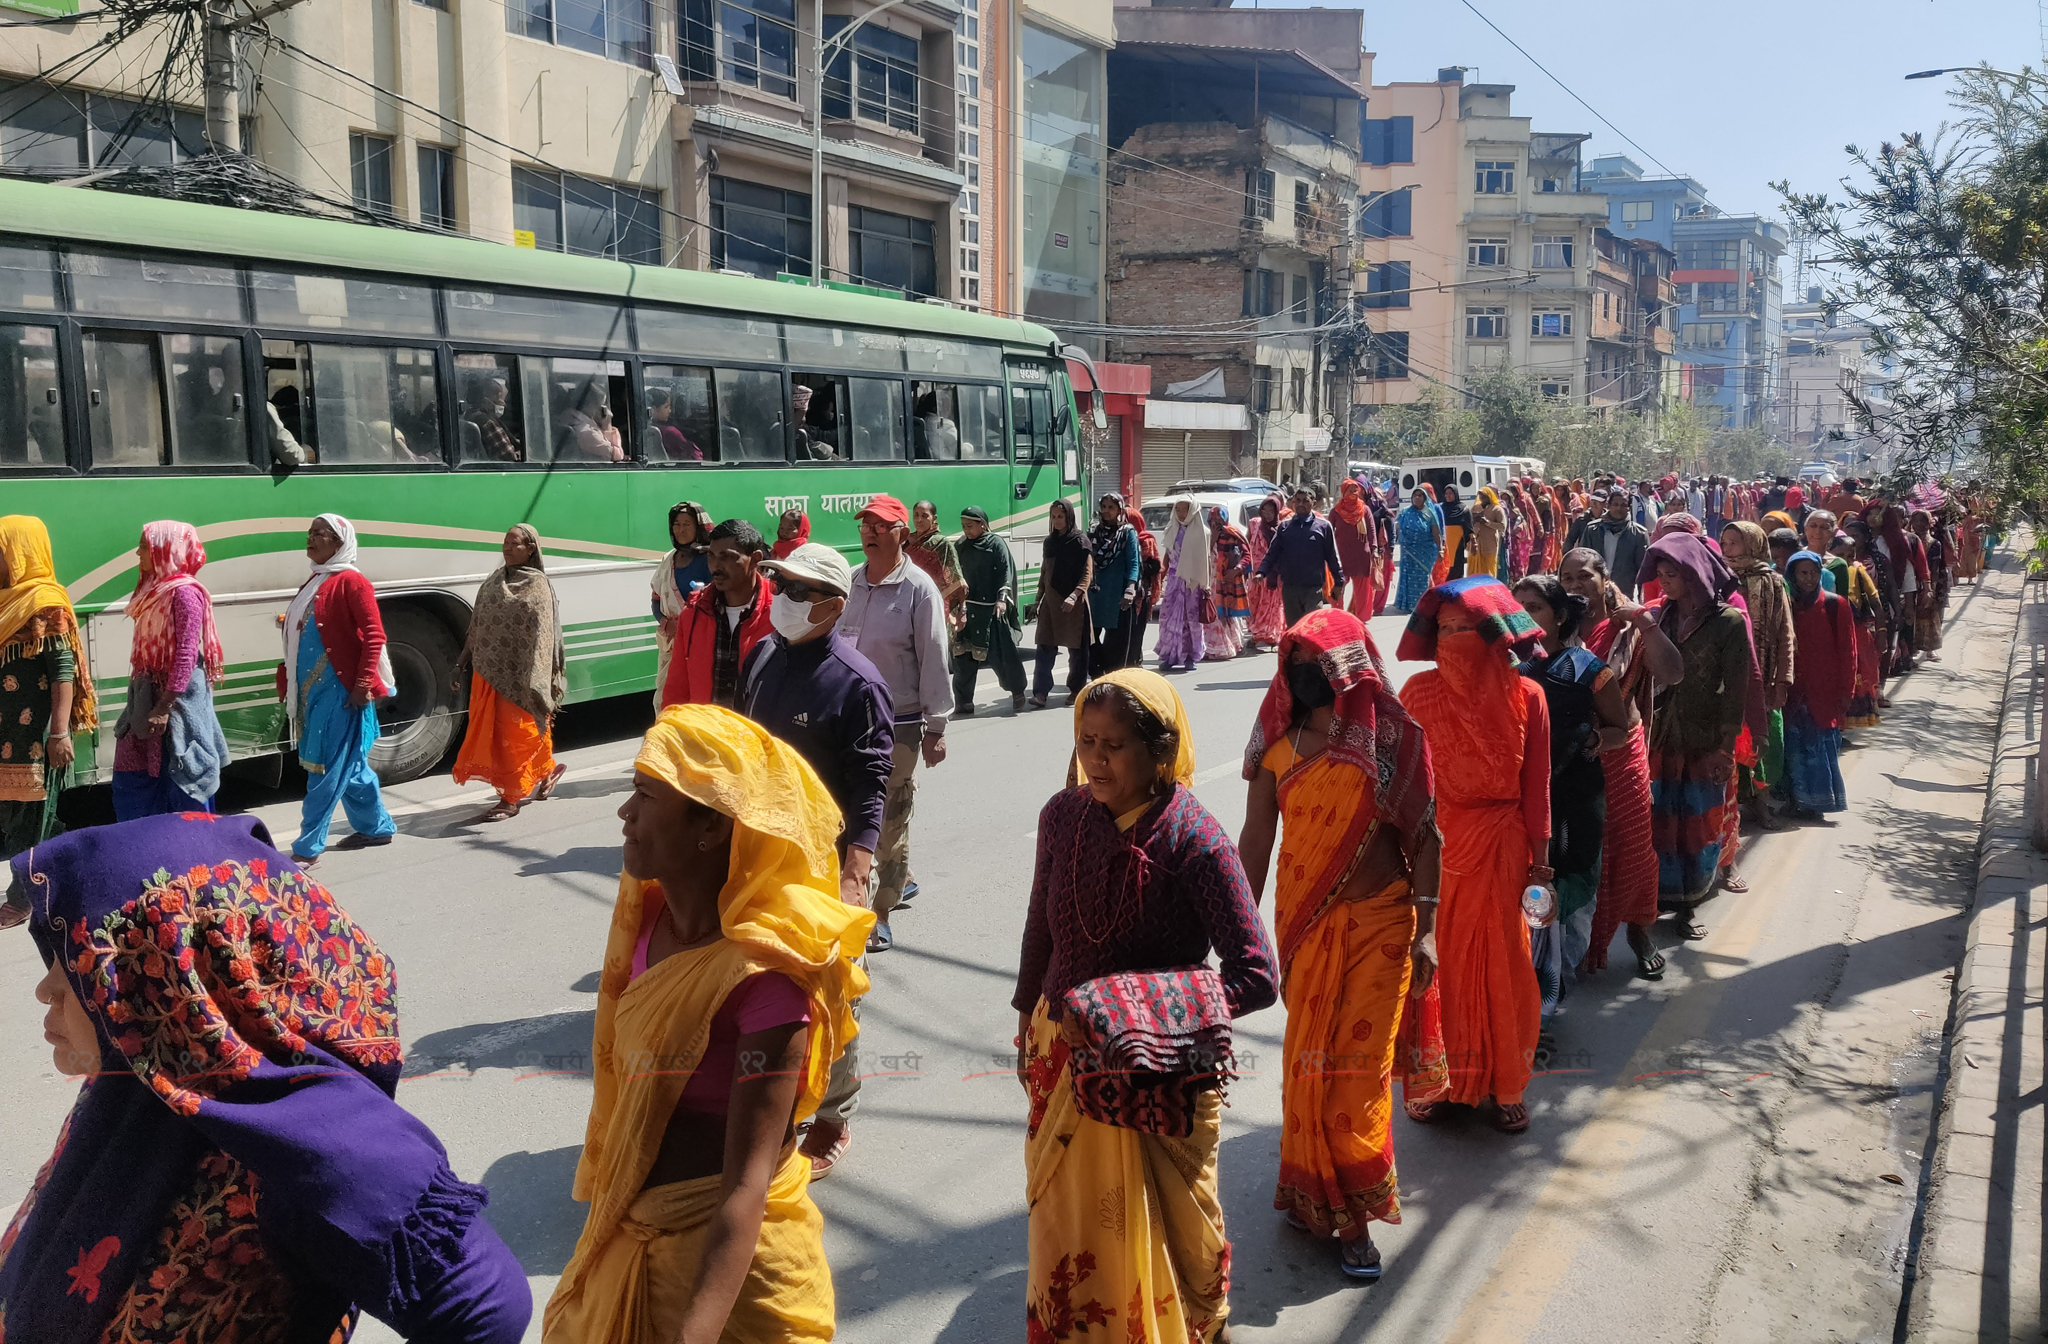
[1635,947,1667,980]
[1675,916,1709,941]
[0,901,28,930]
[1495,1101,1530,1134]
[291,852,320,869]
[475,798,522,824]
[1404,1100,1445,1124]
[1339,1237,1384,1281]
[531,763,567,802]
[1718,869,1749,894]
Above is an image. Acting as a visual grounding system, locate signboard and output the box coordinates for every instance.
[513,230,537,249]
[1051,232,1070,250]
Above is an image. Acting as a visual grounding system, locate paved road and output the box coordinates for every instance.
[0,582,2012,1343]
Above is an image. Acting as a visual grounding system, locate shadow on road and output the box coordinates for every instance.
[404,1009,597,1078]
[480,1144,586,1276]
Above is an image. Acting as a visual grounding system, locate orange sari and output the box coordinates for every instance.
[453,673,556,802]
[1397,657,1545,1109]
[1265,740,1414,1239]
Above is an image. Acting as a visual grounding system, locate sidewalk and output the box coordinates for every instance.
[1908,534,2046,1341]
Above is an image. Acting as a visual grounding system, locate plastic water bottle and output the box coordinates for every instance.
[1521,884,1557,929]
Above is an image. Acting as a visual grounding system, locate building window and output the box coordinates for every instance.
[1360,114,1414,166]
[1364,331,1410,380]
[680,0,796,97]
[1539,379,1571,399]
[1475,159,1515,194]
[418,144,455,230]
[1677,239,1742,271]
[1293,180,1311,223]
[1465,305,1507,339]
[0,81,215,172]
[823,16,920,134]
[1246,169,1275,221]
[1359,189,1411,239]
[510,0,653,67]
[1242,268,1276,318]
[849,205,936,296]
[1532,234,1574,269]
[1681,321,1729,349]
[1467,236,1508,267]
[1620,199,1654,224]
[1251,364,1274,412]
[1289,273,1309,324]
[1288,366,1307,412]
[350,132,394,219]
[1531,308,1573,338]
[710,175,809,279]
[1361,261,1409,310]
[513,167,661,262]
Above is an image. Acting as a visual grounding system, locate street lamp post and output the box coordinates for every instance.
[1905,66,2025,81]
[811,0,922,285]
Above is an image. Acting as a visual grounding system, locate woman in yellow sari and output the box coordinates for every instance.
[1237,609,1440,1279]
[1013,668,1278,1343]
[543,705,872,1344]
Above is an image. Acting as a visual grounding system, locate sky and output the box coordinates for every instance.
[1260,0,2038,220]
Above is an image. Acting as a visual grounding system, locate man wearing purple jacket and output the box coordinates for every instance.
[739,539,893,1179]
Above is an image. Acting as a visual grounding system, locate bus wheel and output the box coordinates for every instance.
[371,605,463,784]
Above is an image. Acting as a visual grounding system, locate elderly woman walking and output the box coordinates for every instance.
[1395,578,1551,1133]
[1238,612,1438,1280]
[1393,489,1443,613]
[1014,669,1278,1341]
[1087,495,1142,675]
[454,524,567,822]
[1030,499,1094,707]
[1330,480,1378,616]
[543,706,871,1343]
[1780,550,1856,819]
[284,514,397,865]
[909,499,969,629]
[1246,495,1289,647]
[5,813,532,1342]
[652,501,714,705]
[0,516,94,870]
[112,521,230,820]
[953,506,1028,714]
[1205,505,1251,660]
[1720,520,1794,825]
[1156,497,1212,671]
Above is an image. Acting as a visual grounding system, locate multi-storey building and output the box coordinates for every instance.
[1779,288,1894,471]
[1354,71,1605,425]
[1586,227,1677,417]
[1583,154,1787,430]
[1101,2,1364,487]
[0,0,983,299]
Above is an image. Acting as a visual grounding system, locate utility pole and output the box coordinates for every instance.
[201,0,319,154]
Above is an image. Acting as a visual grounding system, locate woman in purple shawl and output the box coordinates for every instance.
[2,812,529,1343]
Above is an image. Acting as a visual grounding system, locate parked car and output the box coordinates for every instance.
[1140,491,1265,537]
[1167,477,1274,495]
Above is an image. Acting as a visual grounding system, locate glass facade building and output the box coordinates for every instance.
[1019,24,1102,329]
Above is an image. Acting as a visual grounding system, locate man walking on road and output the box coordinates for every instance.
[739,539,894,1179]
[839,494,952,955]
[1258,486,1345,627]
[658,518,774,709]
[1579,488,1650,597]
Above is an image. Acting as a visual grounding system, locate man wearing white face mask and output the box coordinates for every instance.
[737,539,894,1177]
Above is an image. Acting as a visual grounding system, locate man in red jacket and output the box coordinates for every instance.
[659,518,775,709]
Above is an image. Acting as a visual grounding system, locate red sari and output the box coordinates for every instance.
[1581,615,1658,968]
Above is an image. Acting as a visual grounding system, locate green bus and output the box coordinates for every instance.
[0,178,1087,783]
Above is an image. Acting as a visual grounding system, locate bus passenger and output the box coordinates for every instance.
[112,521,229,821]
[466,375,522,462]
[648,386,703,461]
[557,384,625,462]
[914,390,958,460]
[282,514,396,865]
[453,525,567,823]
[0,516,95,902]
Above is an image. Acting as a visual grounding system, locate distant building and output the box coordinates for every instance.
[1583,154,1787,430]
[1355,70,1606,425]
[1586,227,1678,417]
[1102,1,1365,489]
[1778,288,1894,474]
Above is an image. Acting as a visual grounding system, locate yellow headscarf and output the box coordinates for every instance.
[1069,666,1196,788]
[563,705,871,1297]
[1478,485,1500,508]
[0,515,96,731]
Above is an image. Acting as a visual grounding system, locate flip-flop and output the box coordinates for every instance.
[291,852,320,869]
[1718,870,1749,894]
[1495,1102,1530,1134]
[475,799,521,824]
[533,763,568,802]
[1339,1240,1383,1281]
[1636,948,1667,980]
[1677,918,1709,941]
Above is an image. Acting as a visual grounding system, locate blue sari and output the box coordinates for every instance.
[1394,507,1440,612]
[293,614,395,859]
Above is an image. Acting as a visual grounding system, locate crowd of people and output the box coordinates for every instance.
[0,465,2000,1341]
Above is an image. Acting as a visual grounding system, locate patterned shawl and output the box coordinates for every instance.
[1396,575,1542,662]
[129,520,224,684]
[1,814,510,1342]
[469,523,566,724]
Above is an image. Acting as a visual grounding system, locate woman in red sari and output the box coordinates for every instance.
[1330,480,1377,618]
[1238,610,1439,1279]
[1394,578,1550,1133]
[1245,495,1289,647]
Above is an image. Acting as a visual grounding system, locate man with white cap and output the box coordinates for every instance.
[738,538,894,1178]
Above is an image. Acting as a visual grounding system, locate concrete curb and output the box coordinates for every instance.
[1906,535,2046,1342]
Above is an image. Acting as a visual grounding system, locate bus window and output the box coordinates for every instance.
[905,337,998,380]
[0,324,63,468]
[250,269,438,336]
[165,334,249,465]
[1011,385,1055,463]
[791,373,845,460]
[911,382,961,460]
[264,340,443,465]
[455,353,526,462]
[635,309,782,364]
[715,368,786,461]
[957,385,1004,461]
[0,244,57,312]
[527,357,628,463]
[643,365,716,463]
[68,251,243,324]
[785,322,905,372]
[82,331,167,467]
[446,288,629,350]
[847,377,904,461]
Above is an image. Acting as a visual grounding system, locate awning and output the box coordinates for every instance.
[1144,399,1251,431]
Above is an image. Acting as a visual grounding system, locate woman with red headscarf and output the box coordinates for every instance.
[1245,495,1288,647]
[1239,609,1439,1279]
[1876,504,1932,671]
[112,520,229,819]
[1330,480,1377,618]
[1394,578,1551,1134]
[1506,485,1537,581]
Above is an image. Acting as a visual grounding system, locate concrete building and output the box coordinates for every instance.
[1586,226,1677,417]
[0,0,1003,302]
[1778,288,1894,473]
[1582,154,1787,430]
[1354,71,1606,429]
[1101,1,1364,489]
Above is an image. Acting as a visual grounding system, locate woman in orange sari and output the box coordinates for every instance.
[1394,578,1551,1133]
[453,524,567,821]
[1239,610,1439,1280]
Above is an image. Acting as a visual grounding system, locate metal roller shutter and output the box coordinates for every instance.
[1142,428,1234,486]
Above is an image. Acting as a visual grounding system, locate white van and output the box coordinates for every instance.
[1397,455,1517,500]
